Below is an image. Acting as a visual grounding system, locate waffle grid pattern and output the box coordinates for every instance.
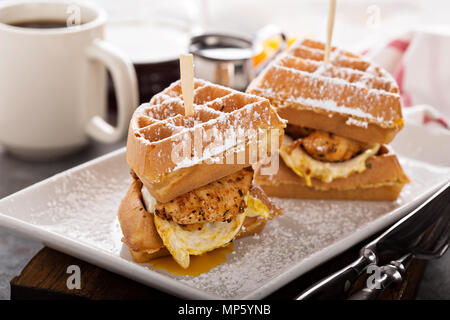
[248,38,403,127]
[134,79,261,143]
[129,79,284,174]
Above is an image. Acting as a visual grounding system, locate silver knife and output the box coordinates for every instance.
[296,181,450,300]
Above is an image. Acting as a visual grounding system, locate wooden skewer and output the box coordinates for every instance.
[324,0,336,64]
[180,53,194,117]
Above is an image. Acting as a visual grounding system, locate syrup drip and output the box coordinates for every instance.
[150,243,234,276]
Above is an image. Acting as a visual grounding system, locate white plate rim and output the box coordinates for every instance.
[0,148,222,300]
[241,180,447,299]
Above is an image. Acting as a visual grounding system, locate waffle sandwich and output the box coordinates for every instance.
[248,39,409,200]
[119,79,285,268]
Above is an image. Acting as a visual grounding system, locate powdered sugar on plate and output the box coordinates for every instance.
[0,149,448,299]
[173,158,448,298]
[172,160,450,298]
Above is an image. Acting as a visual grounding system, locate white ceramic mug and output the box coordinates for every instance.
[0,0,138,159]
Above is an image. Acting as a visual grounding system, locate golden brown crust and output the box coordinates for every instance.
[118,177,164,253]
[127,124,250,203]
[238,216,267,237]
[118,175,272,263]
[154,169,253,224]
[276,105,400,144]
[128,247,170,263]
[249,184,283,218]
[127,79,286,203]
[246,38,403,145]
[254,146,410,200]
[259,183,405,201]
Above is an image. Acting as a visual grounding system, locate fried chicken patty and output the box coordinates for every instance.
[285,124,313,140]
[154,169,253,225]
[301,130,366,162]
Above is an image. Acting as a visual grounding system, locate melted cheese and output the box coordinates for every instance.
[141,187,269,268]
[244,193,270,219]
[280,135,380,186]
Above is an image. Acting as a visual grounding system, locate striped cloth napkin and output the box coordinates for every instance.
[364,29,450,130]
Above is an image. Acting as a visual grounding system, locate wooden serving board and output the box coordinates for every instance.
[10,237,427,300]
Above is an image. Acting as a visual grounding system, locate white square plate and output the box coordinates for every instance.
[0,122,449,299]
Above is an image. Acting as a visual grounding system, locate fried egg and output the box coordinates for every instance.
[244,193,271,219]
[280,135,380,186]
[141,186,269,268]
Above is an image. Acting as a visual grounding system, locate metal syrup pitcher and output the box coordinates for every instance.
[189,27,286,91]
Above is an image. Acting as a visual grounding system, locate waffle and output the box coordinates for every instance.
[254,146,410,200]
[127,78,286,203]
[247,38,404,144]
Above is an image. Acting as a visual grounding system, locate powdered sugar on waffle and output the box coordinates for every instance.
[346,117,369,128]
[131,79,285,173]
[277,64,398,97]
[248,38,402,127]
[263,86,382,121]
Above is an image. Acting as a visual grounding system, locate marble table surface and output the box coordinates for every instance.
[0,140,448,300]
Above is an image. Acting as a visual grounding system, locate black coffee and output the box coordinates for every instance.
[9,20,70,29]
